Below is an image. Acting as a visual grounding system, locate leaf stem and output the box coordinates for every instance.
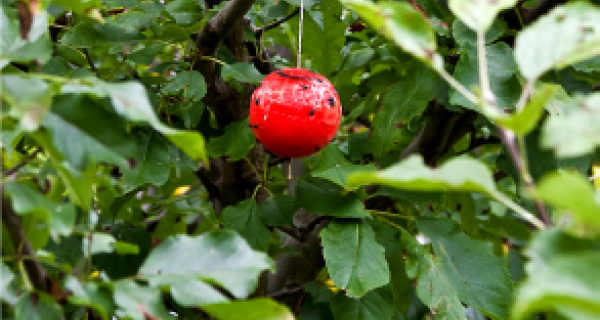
[368,209,414,220]
[491,191,546,229]
[436,67,479,105]
[476,32,497,108]
[515,80,535,112]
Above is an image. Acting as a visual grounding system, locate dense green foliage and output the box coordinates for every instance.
[1,0,600,319]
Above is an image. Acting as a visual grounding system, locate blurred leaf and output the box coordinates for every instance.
[1,262,15,300]
[1,75,52,131]
[330,289,394,320]
[340,0,442,67]
[162,70,207,101]
[0,8,51,67]
[83,233,116,255]
[222,199,271,252]
[62,79,207,164]
[61,21,144,47]
[221,63,265,84]
[515,2,600,80]
[344,47,375,70]
[202,299,294,320]
[486,84,558,135]
[541,93,600,157]
[113,280,174,320]
[165,278,228,307]
[15,293,63,320]
[418,218,513,319]
[296,178,370,218]
[348,155,497,194]
[207,118,256,161]
[140,230,274,299]
[3,182,75,239]
[452,19,507,47]
[65,277,114,320]
[401,228,466,319]
[513,252,600,320]
[94,225,152,279]
[449,0,516,32]
[534,171,600,234]
[122,132,171,192]
[320,220,390,297]
[165,0,203,25]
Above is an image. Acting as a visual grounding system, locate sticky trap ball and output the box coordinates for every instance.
[249,68,342,158]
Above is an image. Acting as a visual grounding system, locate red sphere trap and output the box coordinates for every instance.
[249,68,342,158]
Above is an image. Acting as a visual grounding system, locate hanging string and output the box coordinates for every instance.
[297,0,303,68]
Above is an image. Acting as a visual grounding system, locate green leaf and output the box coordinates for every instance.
[541,93,600,157]
[165,278,228,307]
[122,133,171,192]
[202,299,294,320]
[344,47,376,70]
[452,19,507,47]
[513,252,600,320]
[515,2,600,80]
[93,225,152,279]
[61,21,145,47]
[450,42,520,111]
[43,94,136,169]
[3,182,76,239]
[83,233,116,255]
[372,63,441,156]
[139,230,273,298]
[296,0,346,76]
[449,0,516,32]
[162,70,207,101]
[113,280,174,320]
[62,78,207,164]
[533,171,600,234]
[348,154,497,194]
[65,277,114,320]
[330,289,394,320]
[320,220,390,297]
[15,293,63,320]
[311,144,377,190]
[221,63,265,84]
[400,229,466,319]
[51,0,104,14]
[165,0,203,25]
[1,75,52,131]
[221,199,271,252]
[417,218,513,319]
[296,178,370,218]
[486,84,559,135]
[127,42,164,65]
[207,118,256,161]
[259,195,298,227]
[340,0,442,68]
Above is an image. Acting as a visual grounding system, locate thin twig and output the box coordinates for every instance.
[1,191,48,292]
[82,48,98,75]
[269,286,303,299]
[476,34,553,226]
[255,8,300,37]
[2,148,41,177]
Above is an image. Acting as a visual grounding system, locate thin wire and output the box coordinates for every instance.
[297,0,303,68]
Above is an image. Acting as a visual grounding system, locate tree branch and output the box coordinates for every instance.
[1,190,48,292]
[255,8,300,38]
[2,148,41,176]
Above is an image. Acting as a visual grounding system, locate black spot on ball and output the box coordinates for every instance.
[308,109,315,116]
[255,98,260,105]
[302,84,309,90]
[327,97,335,107]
